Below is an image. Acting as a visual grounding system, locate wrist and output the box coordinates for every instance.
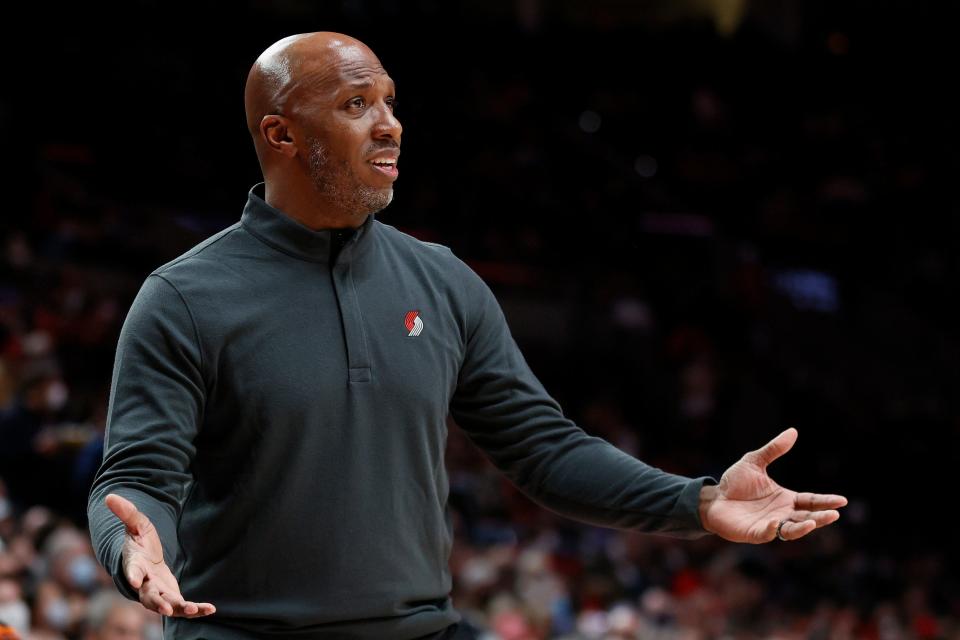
[698,483,719,534]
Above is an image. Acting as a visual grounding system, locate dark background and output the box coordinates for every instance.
[2,1,958,637]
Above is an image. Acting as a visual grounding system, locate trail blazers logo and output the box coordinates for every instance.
[404,310,423,337]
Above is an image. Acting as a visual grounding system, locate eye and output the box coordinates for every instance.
[386,96,398,111]
[347,96,366,110]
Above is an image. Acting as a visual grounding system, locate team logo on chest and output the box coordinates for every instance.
[404,310,424,337]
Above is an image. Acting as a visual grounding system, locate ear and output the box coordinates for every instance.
[260,114,298,158]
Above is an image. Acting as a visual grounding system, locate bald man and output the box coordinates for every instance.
[88,33,846,640]
[84,591,148,640]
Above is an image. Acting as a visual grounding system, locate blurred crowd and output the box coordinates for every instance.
[2,3,959,639]
[0,492,162,639]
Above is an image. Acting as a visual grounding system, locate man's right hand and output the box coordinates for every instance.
[105,494,216,618]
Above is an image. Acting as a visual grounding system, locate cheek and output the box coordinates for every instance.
[326,125,367,161]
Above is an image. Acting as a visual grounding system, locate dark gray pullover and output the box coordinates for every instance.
[88,184,713,639]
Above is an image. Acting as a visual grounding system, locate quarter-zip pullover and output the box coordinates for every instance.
[88,184,713,639]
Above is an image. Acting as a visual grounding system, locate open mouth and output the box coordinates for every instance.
[369,158,399,179]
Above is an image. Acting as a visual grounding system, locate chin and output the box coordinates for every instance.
[358,186,393,215]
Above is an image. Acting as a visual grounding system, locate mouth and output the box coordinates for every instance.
[368,155,399,180]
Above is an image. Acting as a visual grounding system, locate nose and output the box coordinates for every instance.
[372,101,402,145]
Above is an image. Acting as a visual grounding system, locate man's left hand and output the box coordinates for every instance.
[698,428,847,543]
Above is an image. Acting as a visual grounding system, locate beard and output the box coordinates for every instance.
[306,137,394,217]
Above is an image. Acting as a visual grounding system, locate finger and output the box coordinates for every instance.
[778,519,817,541]
[180,601,217,618]
[159,592,217,618]
[788,510,840,527]
[810,510,840,527]
[794,492,848,510]
[139,567,214,618]
[744,427,798,468]
[142,575,190,618]
[159,590,191,617]
[140,584,174,617]
[763,518,780,542]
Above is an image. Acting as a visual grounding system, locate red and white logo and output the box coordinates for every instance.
[404,310,423,337]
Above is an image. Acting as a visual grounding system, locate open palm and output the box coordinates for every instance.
[699,428,848,543]
[105,494,216,617]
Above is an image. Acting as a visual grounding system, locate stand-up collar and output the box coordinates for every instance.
[240,183,376,264]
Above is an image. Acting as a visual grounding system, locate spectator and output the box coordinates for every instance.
[83,591,150,640]
[0,578,28,638]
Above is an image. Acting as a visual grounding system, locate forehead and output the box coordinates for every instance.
[303,43,394,95]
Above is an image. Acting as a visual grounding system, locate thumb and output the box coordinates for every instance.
[106,494,150,536]
[744,427,798,468]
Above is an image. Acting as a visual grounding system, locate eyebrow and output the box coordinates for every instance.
[340,72,395,92]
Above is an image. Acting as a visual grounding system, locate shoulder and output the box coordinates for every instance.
[373,221,480,280]
[374,220,456,259]
[151,222,243,281]
[373,221,496,316]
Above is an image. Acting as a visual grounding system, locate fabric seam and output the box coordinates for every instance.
[159,225,240,270]
[145,274,204,589]
[150,274,206,380]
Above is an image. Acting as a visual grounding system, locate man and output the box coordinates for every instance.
[84,591,149,640]
[87,32,847,639]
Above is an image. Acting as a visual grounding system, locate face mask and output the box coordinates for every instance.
[45,380,69,412]
[68,554,99,592]
[43,597,71,630]
[144,620,164,640]
[0,599,29,634]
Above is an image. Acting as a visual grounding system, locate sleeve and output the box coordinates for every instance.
[87,274,206,598]
[449,266,715,538]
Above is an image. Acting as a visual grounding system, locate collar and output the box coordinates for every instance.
[240,183,376,264]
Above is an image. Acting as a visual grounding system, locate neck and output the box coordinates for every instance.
[264,180,367,231]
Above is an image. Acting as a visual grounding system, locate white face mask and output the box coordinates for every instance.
[45,379,69,412]
[144,619,164,640]
[0,599,30,635]
[43,596,71,630]
[68,554,99,592]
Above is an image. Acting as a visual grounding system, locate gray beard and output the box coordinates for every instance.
[307,138,393,217]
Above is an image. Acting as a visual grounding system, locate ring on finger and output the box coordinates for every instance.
[776,519,789,542]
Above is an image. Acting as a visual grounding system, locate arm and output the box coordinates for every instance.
[87,274,213,615]
[449,266,714,538]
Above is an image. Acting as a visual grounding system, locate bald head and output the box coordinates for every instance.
[244,32,384,142]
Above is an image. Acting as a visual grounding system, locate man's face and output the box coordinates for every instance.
[293,44,401,218]
[96,605,143,640]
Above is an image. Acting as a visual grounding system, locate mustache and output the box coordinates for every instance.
[364,141,400,154]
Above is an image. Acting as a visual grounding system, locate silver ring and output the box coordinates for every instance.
[776,519,789,542]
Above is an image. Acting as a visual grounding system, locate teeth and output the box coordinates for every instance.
[372,159,395,166]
